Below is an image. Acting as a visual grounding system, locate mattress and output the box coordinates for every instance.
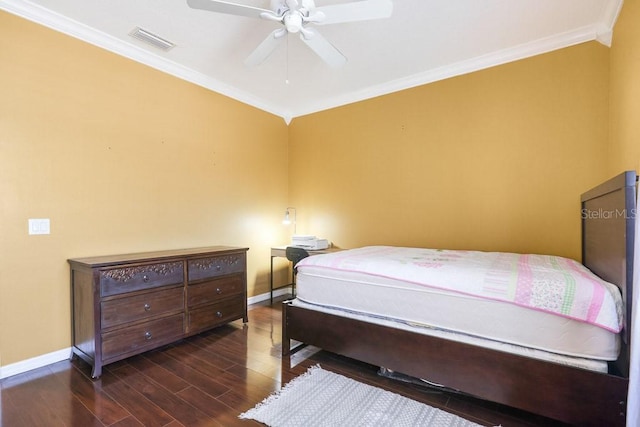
[295,247,621,361]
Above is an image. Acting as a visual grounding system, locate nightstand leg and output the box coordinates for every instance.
[270,255,275,305]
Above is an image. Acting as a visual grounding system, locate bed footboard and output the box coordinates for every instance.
[283,301,628,427]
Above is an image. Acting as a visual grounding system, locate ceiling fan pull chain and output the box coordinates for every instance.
[285,34,290,85]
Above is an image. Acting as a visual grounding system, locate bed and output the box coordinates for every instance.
[282,170,636,427]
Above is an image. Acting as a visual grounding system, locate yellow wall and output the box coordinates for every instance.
[0,5,630,370]
[288,42,610,260]
[0,11,289,366]
[609,0,640,173]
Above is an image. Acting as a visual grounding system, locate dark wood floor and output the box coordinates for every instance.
[0,299,569,427]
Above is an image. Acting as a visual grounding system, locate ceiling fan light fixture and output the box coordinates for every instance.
[129,27,176,51]
[284,13,303,33]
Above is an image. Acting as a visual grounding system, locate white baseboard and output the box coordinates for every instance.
[247,286,292,306]
[0,288,291,380]
[0,347,71,380]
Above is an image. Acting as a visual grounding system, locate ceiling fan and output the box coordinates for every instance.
[187,0,393,68]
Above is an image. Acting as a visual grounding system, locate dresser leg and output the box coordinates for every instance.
[91,363,102,379]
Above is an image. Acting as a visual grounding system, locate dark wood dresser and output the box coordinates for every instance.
[68,246,249,378]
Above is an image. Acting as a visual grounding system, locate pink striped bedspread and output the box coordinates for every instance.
[297,246,623,332]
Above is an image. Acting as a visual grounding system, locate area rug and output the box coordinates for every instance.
[239,365,483,426]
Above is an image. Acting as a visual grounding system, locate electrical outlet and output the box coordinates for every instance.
[28,218,50,235]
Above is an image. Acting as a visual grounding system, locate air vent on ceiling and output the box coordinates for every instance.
[129,27,175,51]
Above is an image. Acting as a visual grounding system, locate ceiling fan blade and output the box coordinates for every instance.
[300,28,346,68]
[315,0,393,25]
[244,29,286,66]
[187,0,271,19]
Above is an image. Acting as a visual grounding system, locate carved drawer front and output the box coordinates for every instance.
[187,275,243,308]
[187,253,245,282]
[188,297,244,333]
[100,261,184,297]
[101,286,184,329]
[102,313,184,362]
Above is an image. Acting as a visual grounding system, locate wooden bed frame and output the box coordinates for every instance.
[282,171,636,427]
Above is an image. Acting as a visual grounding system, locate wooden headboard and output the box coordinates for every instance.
[581,170,637,377]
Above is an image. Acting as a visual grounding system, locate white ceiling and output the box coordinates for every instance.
[1,0,623,123]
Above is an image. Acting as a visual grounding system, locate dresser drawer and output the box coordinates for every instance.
[187,253,245,282]
[100,261,184,297]
[101,286,184,329]
[187,275,243,308]
[187,297,244,333]
[102,314,184,361]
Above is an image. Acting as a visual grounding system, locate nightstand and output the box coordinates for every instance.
[269,245,341,303]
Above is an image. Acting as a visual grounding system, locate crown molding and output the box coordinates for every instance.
[290,22,614,121]
[2,0,623,124]
[0,0,286,119]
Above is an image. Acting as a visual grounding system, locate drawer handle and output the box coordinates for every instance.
[215,265,222,271]
[216,311,223,318]
[144,303,151,311]
[143,275,150,282]
[144,331,152,340]
[216,288,222,295]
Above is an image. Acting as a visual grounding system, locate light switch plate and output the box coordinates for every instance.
[29,218,50,235]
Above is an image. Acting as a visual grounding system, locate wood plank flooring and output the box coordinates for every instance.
[1,299,569,426]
